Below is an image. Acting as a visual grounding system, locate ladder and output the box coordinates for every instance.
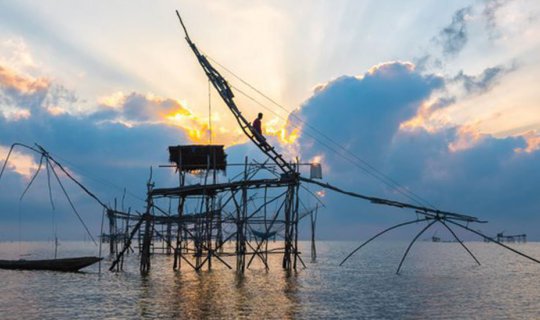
[176,11,295,175]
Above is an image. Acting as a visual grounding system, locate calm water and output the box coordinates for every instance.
[1,241,539,319]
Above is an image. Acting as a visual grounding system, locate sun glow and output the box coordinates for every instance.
[264,117,301,145]
[159,101,303,148]
[163,107,246,146]
[164,108,209,142]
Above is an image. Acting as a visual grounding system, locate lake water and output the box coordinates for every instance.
[1,241,539,319]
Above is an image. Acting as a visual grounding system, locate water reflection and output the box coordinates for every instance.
[128,252,303,319]
[1,241,540,319]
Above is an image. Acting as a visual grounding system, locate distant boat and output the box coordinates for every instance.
[0,256,102,272]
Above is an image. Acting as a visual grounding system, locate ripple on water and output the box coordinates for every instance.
[1,241,540,319]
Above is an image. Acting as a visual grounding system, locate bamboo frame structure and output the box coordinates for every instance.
[2,10,540,277]
[104,152,312,274]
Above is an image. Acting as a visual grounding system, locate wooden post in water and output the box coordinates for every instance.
[140,213,153,273]
[236,157,248,273]
[216,198,223,253]
[140,169,155,274]
[173,150,185,271]
[293,159,300,270]
[310,204,318,262]
[283,183,293,270]
[107,209,115,255]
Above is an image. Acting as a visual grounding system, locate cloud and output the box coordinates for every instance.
[434,6,473,56]
[0,62,84,121]
[483,0,510,35]
[0,64,49,121]
[0,62,299,239]
[399,96,455,132]
[43,84,79,115]
[0,65,48,94]
[400,62,516,133]
[0,65,204,239]
[451,64,515,95]
[93,91,249,146]
[0,38,38,75]
[515,130,540,153]
[1,4,539,241]
[0,145,40,178]
[290,61,540,239]
[95,91,191,124]
[290,62,443,167]
[0,63,537,240]
[447,124,487,152]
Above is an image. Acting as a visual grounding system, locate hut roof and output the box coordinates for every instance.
[168,145,227,172]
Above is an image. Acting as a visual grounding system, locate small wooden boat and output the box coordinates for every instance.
[0,256,103,272]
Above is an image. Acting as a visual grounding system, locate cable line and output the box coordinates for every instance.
[207,54,436,209]
[207,55,435,207]
[228,81,435,208]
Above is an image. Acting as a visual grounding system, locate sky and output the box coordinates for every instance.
[0,0,539,242]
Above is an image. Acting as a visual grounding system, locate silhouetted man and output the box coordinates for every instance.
[252,112,264,140]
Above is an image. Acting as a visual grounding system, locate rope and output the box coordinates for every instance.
[46,151,146,204]
[231,83,433,207]
[207,56,435,208]
[207,54,437,209]
[48,159,97,245]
